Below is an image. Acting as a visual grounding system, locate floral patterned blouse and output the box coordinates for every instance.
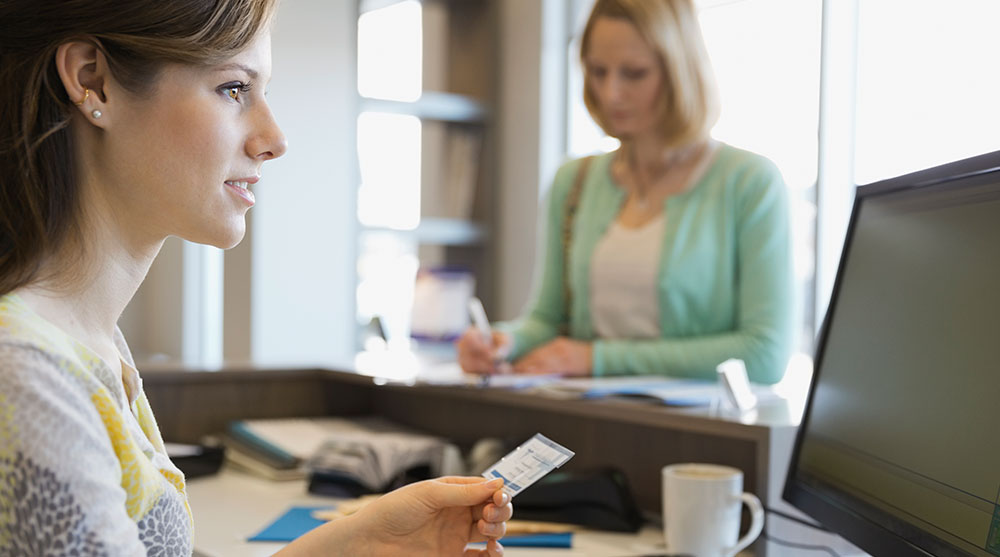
[0,294,193,556]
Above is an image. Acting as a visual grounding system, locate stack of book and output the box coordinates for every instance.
[223,416,457,490]
[224,420,306,481]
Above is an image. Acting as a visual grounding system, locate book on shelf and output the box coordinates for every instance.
[222,416,457,491]
[443,125,483,220]
[420,124,484,222]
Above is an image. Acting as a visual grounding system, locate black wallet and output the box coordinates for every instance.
[512,467,643,532]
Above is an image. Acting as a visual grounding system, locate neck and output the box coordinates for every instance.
[19,235,160,350]
[612,135,713,209]
[627,135,705,176]
[16,171,163,357]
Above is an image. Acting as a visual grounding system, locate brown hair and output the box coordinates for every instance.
[580,0,719,147]
[0,0,278,295]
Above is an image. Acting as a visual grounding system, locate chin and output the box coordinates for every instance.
[185,222,247,250]
[215,227,247,250]
[214,235,245,250]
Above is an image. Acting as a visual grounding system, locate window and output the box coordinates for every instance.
[356,1,424,347]
[853,0,1000,184]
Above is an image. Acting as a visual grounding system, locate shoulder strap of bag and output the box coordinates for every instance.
[561,155,593,327]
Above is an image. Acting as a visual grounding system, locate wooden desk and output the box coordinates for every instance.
[144,365,862,556]
[145,367,797,513]
[187,467,668,557]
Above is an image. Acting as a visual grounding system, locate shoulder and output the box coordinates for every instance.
[0,294,82,362]
[711,143,784,188]
[707,143,788,211]
[0,295,104,401]
[0,335,98,426]
[549,152,616,200]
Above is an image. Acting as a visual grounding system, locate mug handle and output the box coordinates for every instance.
[726,492,764,557]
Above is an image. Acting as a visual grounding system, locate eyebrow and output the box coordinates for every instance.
[214,63,259,80]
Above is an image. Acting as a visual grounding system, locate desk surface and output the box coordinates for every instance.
[143,358,856,556]
[187,467,670,557]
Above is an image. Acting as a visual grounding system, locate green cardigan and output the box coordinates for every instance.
[504,143,794,384]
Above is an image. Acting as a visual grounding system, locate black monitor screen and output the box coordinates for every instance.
[784,152,1000,557]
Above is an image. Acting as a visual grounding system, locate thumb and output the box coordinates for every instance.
[492,332,513,360]
[423,477,504,508]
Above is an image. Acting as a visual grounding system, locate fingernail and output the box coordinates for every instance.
[501,492,510,505]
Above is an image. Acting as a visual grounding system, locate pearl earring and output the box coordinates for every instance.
[91,109,102,119]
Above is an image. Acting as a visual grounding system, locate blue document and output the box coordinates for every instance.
[248,506,331,542]
[580,378,718,407]
[250,506,573,548]
[501,532,573,547]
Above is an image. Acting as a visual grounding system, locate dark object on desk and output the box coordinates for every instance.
[514,467,642,532]
[307,464,434,498]
[307,470,373,499]
[166,442,225,479]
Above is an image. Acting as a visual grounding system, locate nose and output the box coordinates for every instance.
[595,74,623,105]
[247,102,288,161]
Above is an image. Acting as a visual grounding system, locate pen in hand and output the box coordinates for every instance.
[468,297,501,385]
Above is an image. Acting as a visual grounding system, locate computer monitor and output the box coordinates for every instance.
[783,150,1000,557]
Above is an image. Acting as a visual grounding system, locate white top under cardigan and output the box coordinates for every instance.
[590,213,665,339]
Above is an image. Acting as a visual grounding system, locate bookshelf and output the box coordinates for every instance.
[355,0,498,346]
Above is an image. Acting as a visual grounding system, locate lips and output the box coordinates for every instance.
[225,176,258,206]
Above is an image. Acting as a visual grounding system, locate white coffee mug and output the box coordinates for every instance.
[662,463,764,557]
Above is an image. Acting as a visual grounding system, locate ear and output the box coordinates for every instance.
[55,40,111,127]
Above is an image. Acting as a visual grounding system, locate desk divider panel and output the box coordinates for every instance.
[142,369,773,516]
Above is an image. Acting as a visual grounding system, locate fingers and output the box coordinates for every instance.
[512,353,553,375]
[471,491,512,522]
[463,538,504,557]
[512,337,592,376]
[513,362,549,375]
[513,342,555,373]
[457,329,497,374]
[488,538,505,557]
[435,475,497,485]
[477,517,507,538]
[493,489,511,509]
[491,331,513,360]
[421,476,504,508]
[483,502,513,525]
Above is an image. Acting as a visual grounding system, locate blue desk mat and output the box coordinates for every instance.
[479,532,573,548]
[249,505,573,548]
[248,506,332,542]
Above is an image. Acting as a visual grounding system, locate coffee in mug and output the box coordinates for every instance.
[661,463,763,557]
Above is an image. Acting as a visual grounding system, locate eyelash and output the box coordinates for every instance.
[221,81,254,102]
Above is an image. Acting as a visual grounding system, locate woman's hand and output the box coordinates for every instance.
[353,476,512,556]
[456,328,512,375]
[513,337,592,376]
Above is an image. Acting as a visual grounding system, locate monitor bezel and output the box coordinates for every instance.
[782,149,1000,557]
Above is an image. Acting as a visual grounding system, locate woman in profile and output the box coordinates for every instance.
[458,0,793,384]
[0,1,510,555]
